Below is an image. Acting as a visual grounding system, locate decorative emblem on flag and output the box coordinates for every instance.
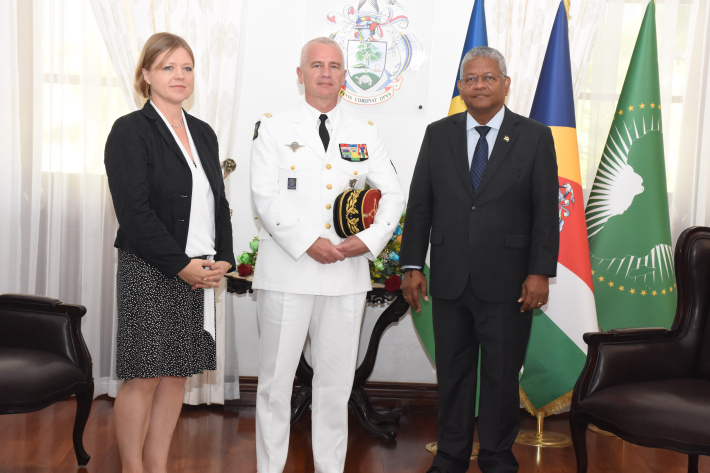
[327,1,423,105]
[587,103,675,301]
[558,182,574,232]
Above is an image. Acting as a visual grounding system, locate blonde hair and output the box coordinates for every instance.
[134,32,195,99]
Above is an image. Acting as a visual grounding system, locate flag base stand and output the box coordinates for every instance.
[515,413,572,448]
[588,424,617,437]
[426,441,480,460]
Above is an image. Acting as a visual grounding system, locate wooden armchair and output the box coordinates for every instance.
[0,294,94,467]
[570,226,710,473]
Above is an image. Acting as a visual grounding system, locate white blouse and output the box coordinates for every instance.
[150,101,217,340]
[150,101,216,257]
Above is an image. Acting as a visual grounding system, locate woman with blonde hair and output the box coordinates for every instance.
[104,32,235,473]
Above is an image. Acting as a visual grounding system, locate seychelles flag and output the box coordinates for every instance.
[519,1,598,415]
[448,0,488,116]
[411,0,488,365]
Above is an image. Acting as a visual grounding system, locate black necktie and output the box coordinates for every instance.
[470,126,491,192]
[319,114,330,152]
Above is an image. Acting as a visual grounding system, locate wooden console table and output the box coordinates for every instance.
[226,274,410,439]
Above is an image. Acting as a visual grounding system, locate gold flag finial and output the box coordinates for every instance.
[564,0,571,19]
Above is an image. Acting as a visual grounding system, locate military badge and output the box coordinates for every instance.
[286,142,304,152]
[287,178,297,190]
[339,143,369,162]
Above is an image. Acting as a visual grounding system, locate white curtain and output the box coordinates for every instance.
[486,0,604,115]
[0,0,243,404]
[0,0,22,275]
[671,0,710,233]
[0,0,128,399]
[89,0,244,404]
[575,0,706,243]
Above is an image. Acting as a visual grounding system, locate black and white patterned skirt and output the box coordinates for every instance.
[116,249,216,380]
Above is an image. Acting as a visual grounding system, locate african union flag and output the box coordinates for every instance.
[586,0,676,331]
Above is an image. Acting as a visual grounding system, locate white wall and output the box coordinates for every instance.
[225,0,483,384]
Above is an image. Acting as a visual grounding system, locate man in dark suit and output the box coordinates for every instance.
[400,46,559,473]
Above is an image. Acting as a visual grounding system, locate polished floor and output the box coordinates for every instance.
[0,396,706,472]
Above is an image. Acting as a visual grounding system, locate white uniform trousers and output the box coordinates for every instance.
[255,289,367,473]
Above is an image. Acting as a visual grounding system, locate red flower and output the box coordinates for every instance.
[384,274,402,292]
[237,263,253,277]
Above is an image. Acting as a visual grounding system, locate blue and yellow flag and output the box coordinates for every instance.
[411,0,488,365]
[448,0,488,115]
[519,1,598,416]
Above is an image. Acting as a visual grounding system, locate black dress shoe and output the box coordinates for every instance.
[426,467,448,473]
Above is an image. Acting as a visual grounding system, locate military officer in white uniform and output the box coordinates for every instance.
[249,37,405,473]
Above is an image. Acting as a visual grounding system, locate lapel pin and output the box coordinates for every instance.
[286,142,304,152]
[504,135,510,142]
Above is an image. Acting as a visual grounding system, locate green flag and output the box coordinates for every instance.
[410,265,435,363]
[585,0,676,330]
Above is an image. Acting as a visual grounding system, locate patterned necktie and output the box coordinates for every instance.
[470,125,491,192]
[319,114,330,152]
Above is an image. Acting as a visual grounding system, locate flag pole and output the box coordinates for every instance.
[515,388,572,447]
[515,0,585,449]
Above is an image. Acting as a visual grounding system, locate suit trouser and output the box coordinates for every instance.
[431,278,532,473]
[255,289,366,473]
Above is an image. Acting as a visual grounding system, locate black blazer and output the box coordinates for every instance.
[400,107,559,301]
[105,101,236,278]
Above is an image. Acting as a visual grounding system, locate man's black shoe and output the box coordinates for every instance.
[426,467,448,473]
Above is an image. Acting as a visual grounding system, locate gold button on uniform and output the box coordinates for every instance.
[326,184,332,190]
[326,164,332,170]
[353,171,358,175]
[325,223,331,229]
[326,204,331,209]
[290,165,295,170]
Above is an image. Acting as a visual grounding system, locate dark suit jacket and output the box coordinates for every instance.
[105,100,236,278]
[400,107,559,302]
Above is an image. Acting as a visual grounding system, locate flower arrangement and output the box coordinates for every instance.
[236,236,259,277]
[234,213,406,292]
[369,212,404,291]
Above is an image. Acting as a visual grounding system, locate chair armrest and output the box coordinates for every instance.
[583,327,670,346]
[573,327,694,403]
[0,294,62,306]
[0,294,92,378]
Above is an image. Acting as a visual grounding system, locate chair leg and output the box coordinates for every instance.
[569,413,589,473]
[72,385,93,467]
[688,454,698,473]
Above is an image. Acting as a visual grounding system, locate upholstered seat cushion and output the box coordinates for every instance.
[0,347,87,410]
[579,378,710,447]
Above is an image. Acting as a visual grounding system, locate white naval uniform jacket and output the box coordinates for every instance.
[250,102,405,296]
